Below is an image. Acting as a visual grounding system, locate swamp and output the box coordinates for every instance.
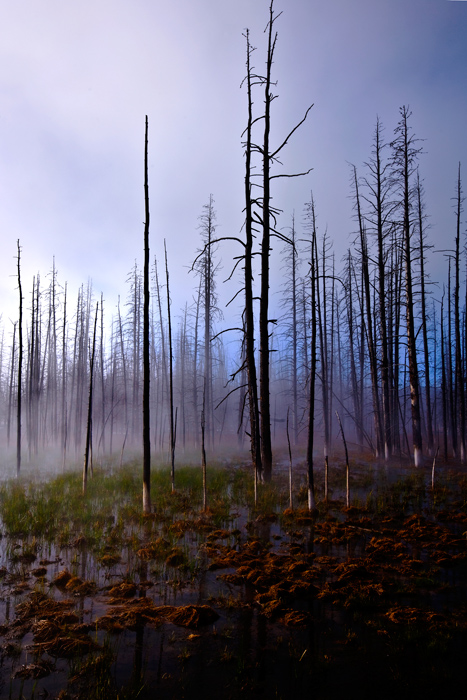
[0,454,466,700]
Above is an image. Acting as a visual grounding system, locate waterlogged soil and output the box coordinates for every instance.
[1,461,467,699]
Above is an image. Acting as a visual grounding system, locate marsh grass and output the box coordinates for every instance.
[0,461,242,543]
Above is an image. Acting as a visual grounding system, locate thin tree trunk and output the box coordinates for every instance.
[259,1,276,482]
[164,240,175,492]
[83,302,98,494]
[416,171,434,455]
[243,29,262,482]
[305,197,318,510]
[7,322,17,449]
[454,163,465,461]
[142,116,151,513]
[16,240,23,477]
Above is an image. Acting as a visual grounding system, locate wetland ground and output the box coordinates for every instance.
[0,453,466,699]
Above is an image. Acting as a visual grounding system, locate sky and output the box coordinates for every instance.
[0,0,466,339]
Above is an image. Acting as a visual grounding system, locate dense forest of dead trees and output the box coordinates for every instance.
[1,4,466,485]
[2,146,466,477]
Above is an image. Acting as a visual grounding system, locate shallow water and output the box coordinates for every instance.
[0,459,467,698]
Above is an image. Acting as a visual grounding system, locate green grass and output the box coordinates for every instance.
[0,460,244,542]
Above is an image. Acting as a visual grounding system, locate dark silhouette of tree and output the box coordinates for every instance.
[391,106,424,466]
[83,301,98,493]
[16,240,23,477]
[142,116,151,514]
[415,170,434,455]
[361,118,394,458]
[453,163,465,461]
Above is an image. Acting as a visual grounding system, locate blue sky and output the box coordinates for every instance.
[0,0,466,332]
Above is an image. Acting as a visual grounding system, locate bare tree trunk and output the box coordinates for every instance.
[201,383,207,511]
[154,258,168,450]
[352,165,383,456]
[16,240,23,477]
[180,305,187,451]
[83,302,98,493]
[286,408,293,510]
[243,29,262,482]
[317,233,330,488]
[305,196,318,510]
[192,279,201,448]
[143,116,151,513]
[336,411,350,508]
[165,241,175,492]
[392,106,423,466]
[7,322,17,449]
[454,163,465,461]
[117,297,129,443]
[345,252,363,444]
[259,1,276,482]
[100,293,106,454]
[416,171,434,456]
[61,283,68,469]
[371,120,392,458]
[28,277,36,461]
[441,293,449,461]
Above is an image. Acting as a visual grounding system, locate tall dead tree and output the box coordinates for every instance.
[453,163,465,461]
[164,240,176,492]
[83,301,98,494]
[7,322,17,449]
[193,195,219,450]
[361,118,393,458]
[61,283,68,469]
[351,165,383,456]
[242,28,262,482]
[142,116,151,514]
[253,0,312,480]
[280,214,300,444]
[16,240,23,477]
[391,106,423,466]
[304,196,318,510]
[416,170,434,455]
[257,1,277,481]
[345,251,364,445]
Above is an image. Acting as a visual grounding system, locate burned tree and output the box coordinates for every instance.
[143,115,151,514]
[16,240,23,477]
[361,118,394,458]
[453,164,465,461]
[391,106,424,466]
[192,195,220,451]
[250,0,312,481]
[83,301,98,494]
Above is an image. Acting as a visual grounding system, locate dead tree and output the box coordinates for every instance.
[255,1,312,481]
[361,118,394,458]
[143,116,151,514]
[7,322,17,449]
[242,28,262,482]
[391,106,423,466]
[351,164,383,456]
[164,240,176,492]
[415,170,434,455]
[453,163,465,461]
[304,196,318,509]
[83,301,98,494]
[193,195,220,450]
[280,214,300,444]
[16,240,23,477]
[61,283,68,469]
